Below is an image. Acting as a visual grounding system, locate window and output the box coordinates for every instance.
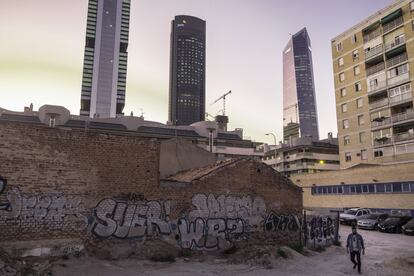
[374,150,383,157]
[340,88,347,97]
[352,50,359,61]
[343,119,349,129]
[387,63,409,78]
[345,152,351,162]
[376,184,385,192]
[411,1,414,11]
[351,34,357,44]
[357,98,363,108]
[402,183,411,192]
[338,57,344,67]
[341,103,347,113]
[393,183,402,192]
[336,42,343,52]
[358,114,364,125]
[339,73,345,82]
[350,185,356,193]
[385,183,393,193]
[355,82,362,91]
[412,20,414,31]
[344,135,351,145]
[359,132,366,143]
[354,65,360,76]
[368,184,375,193]
[338,186,343,194]
[361,149,368,160]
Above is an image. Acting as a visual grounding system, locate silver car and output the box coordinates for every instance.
[357,213,388,230]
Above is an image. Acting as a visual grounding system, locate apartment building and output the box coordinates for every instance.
[261,135,339,177]
[332,0,414,168]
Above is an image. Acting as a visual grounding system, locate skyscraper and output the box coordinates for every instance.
[283,28,319,141]
[80,0,130,118]
[169,15,206,126]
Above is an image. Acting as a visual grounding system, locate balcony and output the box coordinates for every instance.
[363,29,381,43]
[373,136,392,146]
[387,72,410,87]
[365,45,383,61]
[394,132,414,143]
[382,16,404,34]
[389,92,412,106]
[385,35,406,53]
[371,117,391,128]
[392,110,414,124]
[386,52,407,68]
[368,80,387,95]
[366,62,385,76]
[369,97,389,110]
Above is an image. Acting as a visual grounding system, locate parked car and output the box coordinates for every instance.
[340,208,371,225]
[357,213,388,230]
[402,218,414,235]
[377,216,412,233]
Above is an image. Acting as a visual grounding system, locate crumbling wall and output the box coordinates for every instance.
[0,122,302,256]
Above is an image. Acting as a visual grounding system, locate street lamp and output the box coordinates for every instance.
[265,133,278,169]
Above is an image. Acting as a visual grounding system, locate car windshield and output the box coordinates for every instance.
[386,217,400,223]
[364,214,378,219]
[344,209,357,215]
[406,219,414,225]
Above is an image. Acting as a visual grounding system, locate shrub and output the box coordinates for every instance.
[223,245,238,255]
[332,240,342,247]
[150,254,176,262]
[277,248,288,258]
[178,249,192,258]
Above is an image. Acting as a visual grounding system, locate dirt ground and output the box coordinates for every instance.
[49,225,414,276]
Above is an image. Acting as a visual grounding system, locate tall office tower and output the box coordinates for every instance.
[283,28,320,142]
[169,15,206,125]
[80,0,130,118]
[332,0,414,168]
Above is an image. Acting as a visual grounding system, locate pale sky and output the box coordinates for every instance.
[0,0,392,144]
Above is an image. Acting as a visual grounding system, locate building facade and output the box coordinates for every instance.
[291,162,414,216]
[332,0,414,168]
[261,135,339,177]
[169,15,206,125]
[283,28,319,142]
[80,0,130,118]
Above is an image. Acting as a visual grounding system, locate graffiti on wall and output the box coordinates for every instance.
[263,213,300,232]
[91,198,171,239]
[305,216,335,244]
[0,178,86,230]
[91,193,302,250]
[176,194,267,250]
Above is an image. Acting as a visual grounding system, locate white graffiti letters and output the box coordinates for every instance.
[91,199,171,239]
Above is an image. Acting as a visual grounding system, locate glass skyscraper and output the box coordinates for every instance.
[169,15,206,126]
[283,28,319,141]
[80,0,130,118]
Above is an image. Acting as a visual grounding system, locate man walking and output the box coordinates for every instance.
[347,226,365,274]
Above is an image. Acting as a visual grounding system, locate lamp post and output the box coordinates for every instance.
[265,133,278,169]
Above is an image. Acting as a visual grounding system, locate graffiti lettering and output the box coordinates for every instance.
[91,198,172,239]
[264,213,300,232]
[177,217,245,250]
[0,184,85,229]
[305,216,335,245]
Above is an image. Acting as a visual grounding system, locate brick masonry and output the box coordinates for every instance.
[0,121,303,253]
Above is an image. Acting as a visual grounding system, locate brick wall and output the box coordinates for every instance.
[0,121,303,254]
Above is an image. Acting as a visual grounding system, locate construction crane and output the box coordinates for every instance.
[205,112,215,121]
[211,90,232,116]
